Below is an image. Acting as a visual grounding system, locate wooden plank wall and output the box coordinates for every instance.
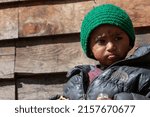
[0,0,150,99]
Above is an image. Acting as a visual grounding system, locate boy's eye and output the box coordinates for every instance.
[115,36,122,41]
[95,36,106,45]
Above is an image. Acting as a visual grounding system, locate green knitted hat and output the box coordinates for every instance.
[80,4,135,59]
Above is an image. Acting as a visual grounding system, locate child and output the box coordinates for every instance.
[51,4,150,100]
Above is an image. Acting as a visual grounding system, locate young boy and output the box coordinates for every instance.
[52,4,150,100]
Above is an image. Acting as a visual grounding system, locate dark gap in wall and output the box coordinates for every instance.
[0,33,79,48]
[15,72,68,86]
[0,79,14,86]
[0,1,19,9]
[14,38,18,100]
[0,0,91,9]
[16,33,80,48]
[15,76,18,100]
[135,26,150,35]
[0,39,15,47]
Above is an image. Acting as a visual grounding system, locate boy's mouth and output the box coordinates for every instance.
[107,54,117,60]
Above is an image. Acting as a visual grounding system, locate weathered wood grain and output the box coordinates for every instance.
[94,0,150,27]
[0,80,15,99]
[19,0,150,37]
[17,73,67,100]
[0,41,15,79]
[18,1,91,37]
[15,34,97,74]
[0,8,18,40]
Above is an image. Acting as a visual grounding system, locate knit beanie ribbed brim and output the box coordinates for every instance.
[80,4,135,59]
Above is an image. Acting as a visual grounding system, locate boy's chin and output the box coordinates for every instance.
[102,60,118,67]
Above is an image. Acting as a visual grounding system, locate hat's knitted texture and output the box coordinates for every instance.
[80,4,135,58]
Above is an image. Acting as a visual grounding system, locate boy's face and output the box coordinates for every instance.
[90,24,132,67]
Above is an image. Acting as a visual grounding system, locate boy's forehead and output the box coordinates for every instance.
[92,24,125,35]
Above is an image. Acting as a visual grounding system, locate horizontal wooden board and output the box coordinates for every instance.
[15,33,150,74]
[15,34,97,74]
[0,56,15,78]
[18,1,91,37]
[0,8,18,40]
[0,41,15,79]
[19,0,150,37]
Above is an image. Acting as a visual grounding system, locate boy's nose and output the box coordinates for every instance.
[107,42,116,52]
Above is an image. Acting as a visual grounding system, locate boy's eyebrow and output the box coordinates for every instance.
[115,32,123,35]
[116,33,121,36]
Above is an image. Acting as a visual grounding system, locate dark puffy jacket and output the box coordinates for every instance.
[63,45,150,100]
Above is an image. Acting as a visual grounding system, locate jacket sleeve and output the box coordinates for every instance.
[114,92,150,100]
[114,72,150,100]
[63,65,90,100]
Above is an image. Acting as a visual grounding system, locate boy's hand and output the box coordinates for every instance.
[49,95,69,100]
[97,93,112,100]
